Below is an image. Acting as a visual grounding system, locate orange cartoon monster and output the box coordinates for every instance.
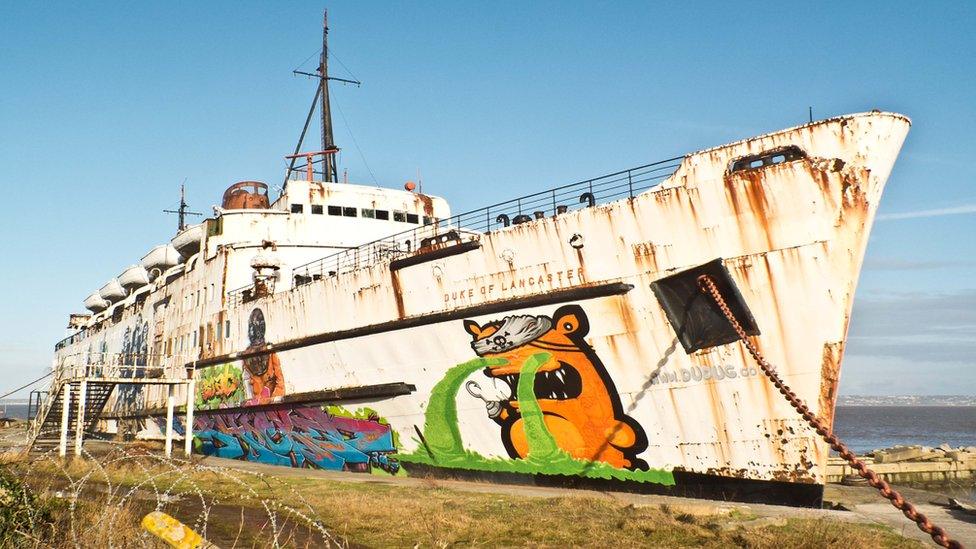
[463,305,648,470]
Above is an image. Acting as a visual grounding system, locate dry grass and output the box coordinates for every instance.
[4,452,922,548]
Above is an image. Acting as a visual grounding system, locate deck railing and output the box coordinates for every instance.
[54,352,189,382]
[291,157,683,283]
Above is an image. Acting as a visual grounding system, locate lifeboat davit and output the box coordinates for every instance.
[118,264,150,290]
[171,223,204,258]
[99,279,126,303]
[84,292,110,313]
[141,244,181,279]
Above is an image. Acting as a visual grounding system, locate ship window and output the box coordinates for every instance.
[327,205,342,216]
[291,203,304,214]
[361,208,375,219]
[225,320,231,338]
[375,209,389,220]
[406,213,419,224]
[393,210,406,222]
[311,204,324,215]
[192,331,197,347]
[423,216,434,225]
[342,207,357,217]
[216,321,222,340]
[729,145,807,173]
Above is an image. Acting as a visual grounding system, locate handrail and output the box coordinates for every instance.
[290,157,683,284]
[27,353,193,444]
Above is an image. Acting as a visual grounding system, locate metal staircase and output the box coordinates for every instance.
[28,380,115,455]
[25,354,190,457]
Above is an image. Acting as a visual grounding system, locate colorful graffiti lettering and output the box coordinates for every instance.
[195,363,246,409]
[175,406,401,474]
[463,305,648,469]
[242,308,285,404]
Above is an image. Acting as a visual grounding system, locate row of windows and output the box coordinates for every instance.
[165,319,232,356]
[183,284,217,311]
[289,203,435,225]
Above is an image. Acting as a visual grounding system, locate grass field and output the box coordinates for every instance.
[0,447,922,548]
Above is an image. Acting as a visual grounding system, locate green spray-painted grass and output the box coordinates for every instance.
[398,353,674,485]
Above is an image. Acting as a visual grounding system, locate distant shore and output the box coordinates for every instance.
[838,396,976,406]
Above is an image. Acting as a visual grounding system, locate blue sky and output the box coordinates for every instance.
[0,2,973,397]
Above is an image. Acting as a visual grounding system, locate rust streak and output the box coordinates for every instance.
[818,341,844,430]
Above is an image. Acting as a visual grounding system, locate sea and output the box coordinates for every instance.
[833,406,976,453]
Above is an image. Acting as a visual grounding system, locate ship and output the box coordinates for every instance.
[32,13,911,507]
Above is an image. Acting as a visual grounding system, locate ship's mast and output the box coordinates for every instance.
[163,182,201,233]
[284,10,360,189]
[319,10,338,183]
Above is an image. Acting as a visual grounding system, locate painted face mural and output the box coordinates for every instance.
[242,308,285,402]
[116,321,149,413]
[463,305,648,470]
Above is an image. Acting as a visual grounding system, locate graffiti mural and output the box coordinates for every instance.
[398,305,672,485]
[463,305,647,469]
[242,308,285,404]
[179,406,400,474]
[116,319,150,413]
[196,363,247,409]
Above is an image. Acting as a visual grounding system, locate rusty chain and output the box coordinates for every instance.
[697,274,963,549]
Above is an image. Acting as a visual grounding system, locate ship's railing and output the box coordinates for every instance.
[226,285,250,308]
[55,329,88,352]
[54,352,190,382]
[290,157,683,284]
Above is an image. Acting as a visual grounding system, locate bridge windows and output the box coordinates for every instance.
[316,204,424,223]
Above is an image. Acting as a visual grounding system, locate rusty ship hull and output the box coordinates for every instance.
[49,112,910,506]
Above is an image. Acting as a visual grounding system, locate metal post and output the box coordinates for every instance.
[58,383,71,458]
[184,374,195,457]
[73,380,87,456]
[164,385,175,458]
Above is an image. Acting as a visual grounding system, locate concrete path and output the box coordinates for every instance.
[825,484,976,547]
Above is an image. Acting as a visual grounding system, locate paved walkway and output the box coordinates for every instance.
[824,484,976,546]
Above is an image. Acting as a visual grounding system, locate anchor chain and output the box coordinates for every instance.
[697,274,963,549]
